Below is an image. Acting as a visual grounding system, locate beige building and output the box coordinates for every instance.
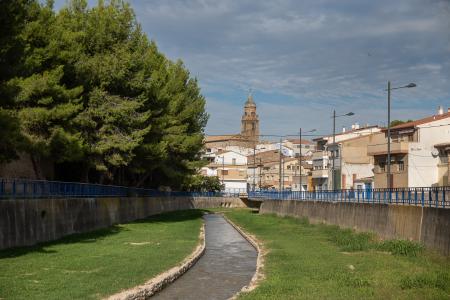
[250,156,311,190]
[284,139,316,157]
[328,134,377,190]
[201,150,248,191]
[312,125,382,190]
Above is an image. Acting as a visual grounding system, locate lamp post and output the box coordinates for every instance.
[279,137,283,191]
[299,128,316,193]
[386,82,416,189]
[332,111,354,190]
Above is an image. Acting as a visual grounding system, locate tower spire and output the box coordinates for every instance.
[241,92,259,143]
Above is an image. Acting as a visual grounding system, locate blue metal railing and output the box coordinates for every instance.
[248,187,450,208]
[0,178,245,199]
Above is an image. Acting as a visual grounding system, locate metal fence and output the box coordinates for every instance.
[0,178,244,199]
[249,187,450,208]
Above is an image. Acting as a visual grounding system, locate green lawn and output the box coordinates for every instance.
[0,210,203,300]
[224,209,450,300]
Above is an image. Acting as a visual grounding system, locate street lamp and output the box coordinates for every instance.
[386,81,416,189]
[332,111,355,190]
[298,128,316,193]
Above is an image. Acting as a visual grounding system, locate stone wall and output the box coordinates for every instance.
[0,196,246,250]
[260,200,450,256]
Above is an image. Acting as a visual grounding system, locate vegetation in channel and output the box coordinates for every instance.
[223,210,450,300]
[0,210,204,300]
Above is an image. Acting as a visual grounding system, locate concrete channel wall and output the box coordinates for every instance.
[0,196,246,250]
[260,200,450,256]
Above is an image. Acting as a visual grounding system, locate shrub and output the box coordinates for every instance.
[328,228,374,252]
[378,240,424,257]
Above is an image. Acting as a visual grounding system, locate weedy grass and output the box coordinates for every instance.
[0,210,203,300]
[401,271,450,292]
[224,209,450,300]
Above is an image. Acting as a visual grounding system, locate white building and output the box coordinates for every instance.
[369,107,450,188]
[201,150,248,192]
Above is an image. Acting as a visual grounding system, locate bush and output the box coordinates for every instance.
[377,240,424,257]
[328,227,374,252]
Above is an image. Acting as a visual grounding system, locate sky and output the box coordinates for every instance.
[54,0,450,138]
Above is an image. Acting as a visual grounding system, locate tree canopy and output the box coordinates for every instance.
[0,0,208,189]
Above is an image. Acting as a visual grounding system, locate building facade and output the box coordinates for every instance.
[368,109,450,188]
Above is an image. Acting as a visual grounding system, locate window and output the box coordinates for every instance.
[287,165,291,170]
[398,161,404,171]
[379,162,385,172]
[232,158,236,165]
[221,170,228,175]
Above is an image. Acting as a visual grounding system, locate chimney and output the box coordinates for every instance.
[342,127,346,133]
[438,106,444,115]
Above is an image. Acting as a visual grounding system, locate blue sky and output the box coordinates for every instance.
[54,0,450,137]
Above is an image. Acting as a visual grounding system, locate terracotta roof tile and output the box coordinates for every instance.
[389,112,450,130]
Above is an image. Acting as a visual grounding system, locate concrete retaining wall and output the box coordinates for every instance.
[0,196,246,250]
[260,200,450,256]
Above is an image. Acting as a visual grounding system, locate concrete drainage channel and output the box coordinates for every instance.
[152,213,258,300]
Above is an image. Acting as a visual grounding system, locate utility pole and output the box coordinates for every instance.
[279,137,282,191]
[259,158,262,189]
[222,156,225,186]
[385,81,416,190]
[387,81,391,190]
[299,127,302,192]
[253,144,256,191]
[332,110,336,191]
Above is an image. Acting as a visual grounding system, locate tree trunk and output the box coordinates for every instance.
[136,172,151,188]
[80,166,89,183]
[30,154,44,180]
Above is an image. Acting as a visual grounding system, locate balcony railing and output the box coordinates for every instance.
[368,141,409,156]
[312,169,328,178]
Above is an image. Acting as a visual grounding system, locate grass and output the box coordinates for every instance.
[223,209,450,300]
[0,210,204,300]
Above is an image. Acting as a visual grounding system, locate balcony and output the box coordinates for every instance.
[312,150,328,160]
[312,169,328,178]
[367,141,409,156]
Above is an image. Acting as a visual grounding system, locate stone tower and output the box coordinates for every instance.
[241,93,259,143]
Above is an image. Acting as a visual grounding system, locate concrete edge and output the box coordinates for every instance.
[105,221,206,300]
[222,214,266,299]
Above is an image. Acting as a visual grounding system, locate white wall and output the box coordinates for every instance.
[408,117,450,187]
[341,162,374,189]
[223,180,247,191]
[215,151,247,165]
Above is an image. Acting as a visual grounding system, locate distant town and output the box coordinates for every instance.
[202,94,450,192]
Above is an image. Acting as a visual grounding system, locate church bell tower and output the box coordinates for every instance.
[241,93,259,143]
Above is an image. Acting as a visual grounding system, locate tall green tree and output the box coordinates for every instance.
[6,2,85,178]
[0,0,35,163]
[2,0,208,187]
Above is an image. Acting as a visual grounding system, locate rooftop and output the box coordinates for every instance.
[388,111,450,131]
